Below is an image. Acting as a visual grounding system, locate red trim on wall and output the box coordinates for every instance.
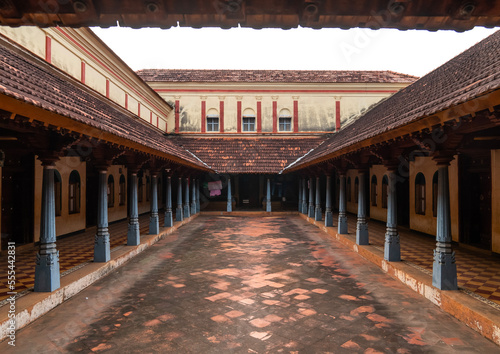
[272,101,278,133]
[55,27,171,119]
[80,61,85,84]
[150,111,153,124]
[220,100,225,133]
[175,100,180,133]
[125,94,128,109]
[201,100,206,133]
[138,102,141,117]
[45,36,51,63]
[155,89,398,94]
[257,101,262,133]
[293,100,299,133]
[336,100,341,131]
[106,79,110,98]
[237,100,242,133]
[157,115,159,128]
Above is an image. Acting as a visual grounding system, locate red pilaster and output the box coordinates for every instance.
[336,100,341,131]
[175,100,180,133]
[293,100,299,133]
[157,116,159,127]
[45,36,51,63]
[272,100,278,133]
[80,61,85,84]
[150,111,153,124]
[257,101,262,133]
[138,102,141,117]
[237,100,242,133]
[125,94,128,109]
[201,100,206,133]
[105,79,110,98]
[219,100,224,133]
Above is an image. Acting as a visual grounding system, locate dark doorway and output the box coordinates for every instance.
[238,174,260,208]
[460,153,491,250]
[86,163,98,228]
[397,175,410,227]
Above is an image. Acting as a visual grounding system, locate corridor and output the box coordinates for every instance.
[2,216,497,353]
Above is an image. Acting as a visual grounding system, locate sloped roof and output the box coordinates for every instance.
[136,69,417,84]
[286,30,500,171]
[172,137,327,174]
[0,36,208,170]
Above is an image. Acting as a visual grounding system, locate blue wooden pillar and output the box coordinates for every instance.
[127,172,140,246]
[298,179,303,212]
[191,178,197,215]
[384,171,400,261]
[196,179,201,213]
[176,177,183,221]
[308,177,315,218]
[325,175,333,227]
[149,174,159,235]
[302,179,308,214]
[356,171,369,245]
[184,177,190,219]
[227,177,232,212]
[35,164,60,292]
[338,174,348,234]
[164,176,173,227]
[315,176,322,221]
[94,169,110,262]
[266,178,272,212]
[432,164,458,290]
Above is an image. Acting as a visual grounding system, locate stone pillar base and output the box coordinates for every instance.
[196,202,200,213]
[164,211,173,227]
[384,230,400,261]
[302,202,308,214]
[34,252,60,292]
[432,251,458,290]
[266,201,272,212]
[356,222,369,245]
[227,201,233,212]
[149,216,160,235]
[315,207,322,221]
[338,215,348,234]
[127,221,140,246]
[176,207,183,222]
[191,203,197,215]
[308,205,315,218]
[183,205,190,219]
[325,211,333,227]
[94,231,110,262]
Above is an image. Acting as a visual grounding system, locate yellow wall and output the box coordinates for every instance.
[369,165,388,223]
[107,165,128,223]
[0,26,46,58]
[34,157,86,243]
[409,156,459,241]
[492,150,500,253]
[346,169,358,214]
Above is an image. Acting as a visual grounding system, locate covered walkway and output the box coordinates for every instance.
[1,215,496,352]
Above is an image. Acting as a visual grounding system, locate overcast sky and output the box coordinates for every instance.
[92,26,498,77]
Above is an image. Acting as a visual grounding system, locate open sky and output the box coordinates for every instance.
[92,26,498,77]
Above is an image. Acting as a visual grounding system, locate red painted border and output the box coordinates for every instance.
[237,100,242,133]
[293,100,299,133]
[201,100,206,133]
[125,94,128,109]
[336,101,341,131]
[272,101,277,133]
[80,61,85,84]
[45,36,51,63]
[155,89,397,94]
[138,102,141,117]
[55,27,170,118]
[106,79,110,98]
[257,101,262,133]
[220,100,225,133]
[150,111,153,124]
[175,100,180,133]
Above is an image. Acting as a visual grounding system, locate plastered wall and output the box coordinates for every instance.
[369,165,389,223]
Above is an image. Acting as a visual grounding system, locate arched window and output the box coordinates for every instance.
[415,173,426,215]
[54,170,62,217]
[119,174,126,206]
[354,177,359,203]
[107,175,114,208]
[206,108,219,132]
[68,170,80,214]
[432,171,438,217]
[347,177,352,202]
[278,108,292,132]
[146,176,151,202]
[371,175,378,206]
[138,177,144,203]
[382,175,389,209]
[243,108,256,132]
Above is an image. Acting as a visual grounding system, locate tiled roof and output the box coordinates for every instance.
[136,69,417,84]
[171,137,327,174]
[287,30,500,170]
[0,36,208,170]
